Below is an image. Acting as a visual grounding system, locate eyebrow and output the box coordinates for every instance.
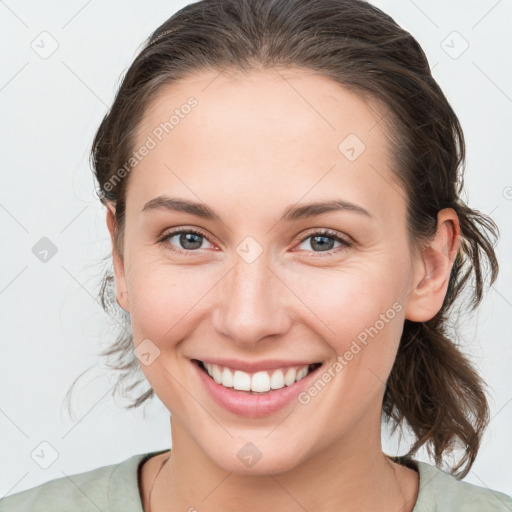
[141,195,372,221]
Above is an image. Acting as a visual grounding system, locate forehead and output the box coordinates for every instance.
[128,67,405,224]
[138,67,388,153]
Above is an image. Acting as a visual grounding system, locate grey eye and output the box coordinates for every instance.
[297,234,342,252]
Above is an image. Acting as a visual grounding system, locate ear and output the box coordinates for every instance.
[106,204,130,312]
[404,208,461,322]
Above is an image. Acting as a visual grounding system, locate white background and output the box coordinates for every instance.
[1,0,511,500]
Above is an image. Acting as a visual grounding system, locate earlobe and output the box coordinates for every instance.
[404,208,461,322]
[105,204,130,313]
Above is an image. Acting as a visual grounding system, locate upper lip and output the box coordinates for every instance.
[193,358,321,373]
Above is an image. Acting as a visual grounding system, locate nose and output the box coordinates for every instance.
[211,254,292,347]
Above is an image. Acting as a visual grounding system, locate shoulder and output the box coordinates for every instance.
[414,460,512,512]
[0,450,168,512]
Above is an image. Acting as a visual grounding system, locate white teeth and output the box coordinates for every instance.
[251,371,271,393]
[270,369,285,390]
[284,368,297,386]
[296,367,308,381]
[233,370,251,391]
[201,362,313,393]
[212,365,222,384]
[221,367,233,388]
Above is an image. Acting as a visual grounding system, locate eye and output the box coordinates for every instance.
[295,229,351,254]
[158,227,351,255]
[158,228,214,253]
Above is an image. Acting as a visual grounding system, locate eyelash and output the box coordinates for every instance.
[157,227,352,256]
[296,229,352,256]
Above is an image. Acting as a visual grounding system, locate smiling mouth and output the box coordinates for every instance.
[193,359,322,394]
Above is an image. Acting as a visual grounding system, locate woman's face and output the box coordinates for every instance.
[109,68,444,474]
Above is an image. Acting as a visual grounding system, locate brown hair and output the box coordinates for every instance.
[69,0,499,478]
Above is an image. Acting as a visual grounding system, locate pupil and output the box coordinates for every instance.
[311,235,333,251]
[180,233,202,250]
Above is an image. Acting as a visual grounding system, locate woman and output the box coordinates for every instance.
[2,0,511,510]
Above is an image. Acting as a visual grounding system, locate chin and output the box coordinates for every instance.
[206,437,310,476]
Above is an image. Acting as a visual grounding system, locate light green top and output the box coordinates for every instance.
[1,450,511,511]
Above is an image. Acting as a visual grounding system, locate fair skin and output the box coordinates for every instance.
[106,67,460,512]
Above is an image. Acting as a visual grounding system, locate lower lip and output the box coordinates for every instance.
[192,360,321,418]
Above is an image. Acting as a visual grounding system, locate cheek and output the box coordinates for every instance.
[290,262,405,398]
[290,258,404,340]
[124,261,217,412]
[126,258,214,343]
[287,272,405,448]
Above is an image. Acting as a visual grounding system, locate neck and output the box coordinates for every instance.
[148,416,419,512]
